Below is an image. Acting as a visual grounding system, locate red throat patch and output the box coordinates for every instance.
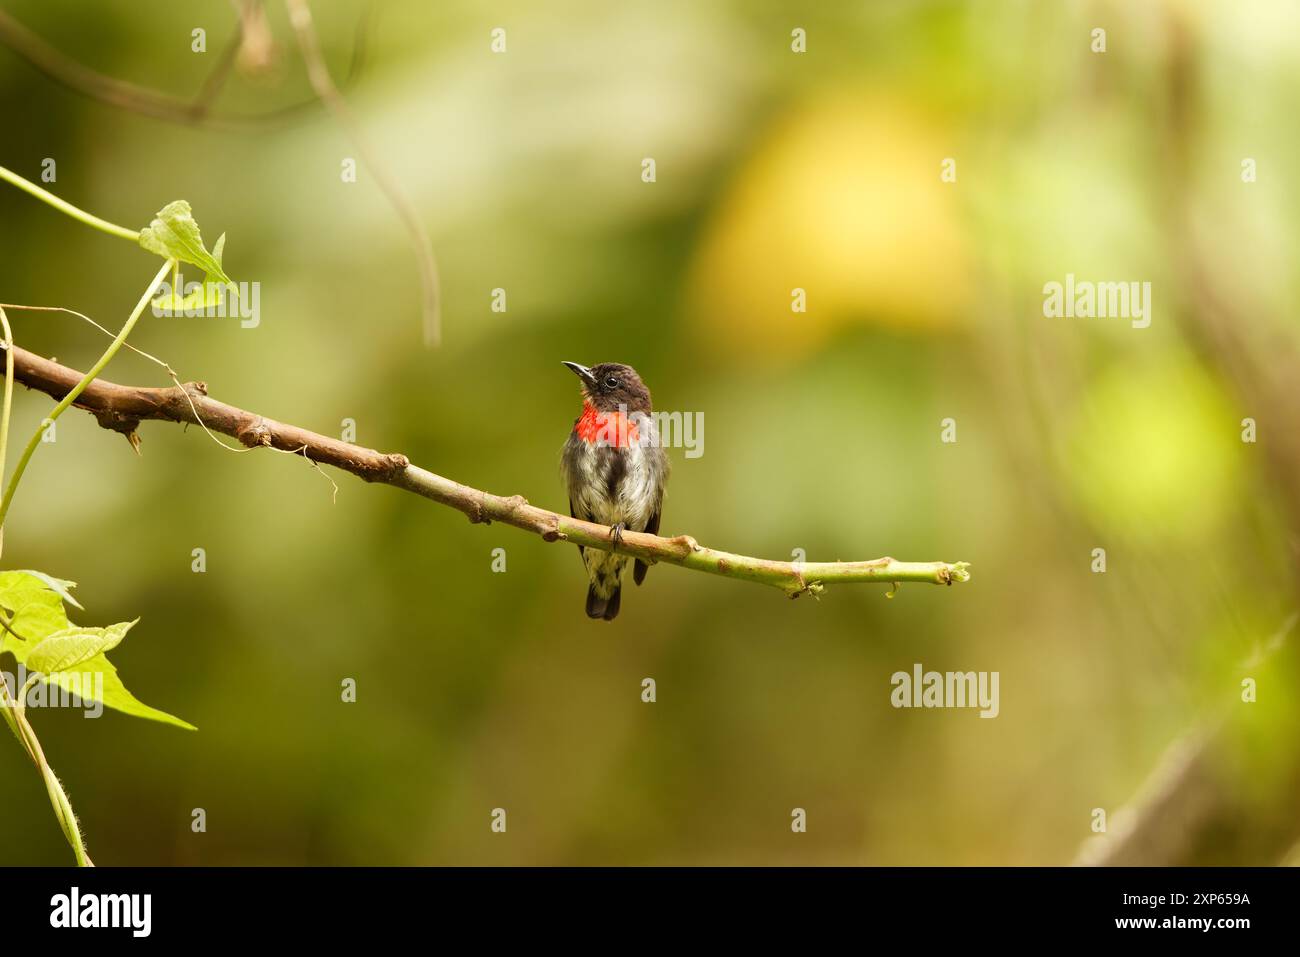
[575,402,640,447]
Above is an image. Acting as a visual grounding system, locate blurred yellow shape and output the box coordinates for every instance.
[688,95,970,363]
[1066,354,1241,544]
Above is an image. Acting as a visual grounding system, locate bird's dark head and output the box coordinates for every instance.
[563,361,652,413]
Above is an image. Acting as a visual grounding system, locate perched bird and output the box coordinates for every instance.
[560,361,670,620]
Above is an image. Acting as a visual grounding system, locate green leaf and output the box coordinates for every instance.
[45,654,196,731]
[137,200,232,285]
[13,569,83,610]
[0,569,194,730]
[28,620,137,674]
[150,231,236,314]
[0,570,73,655]
[152,280,227,314]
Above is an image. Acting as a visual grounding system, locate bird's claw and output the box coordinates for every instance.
[609,522,626,548]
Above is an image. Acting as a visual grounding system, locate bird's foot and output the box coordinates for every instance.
[609,522,627,548]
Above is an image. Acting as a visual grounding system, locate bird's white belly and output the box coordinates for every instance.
[567,441,657,532]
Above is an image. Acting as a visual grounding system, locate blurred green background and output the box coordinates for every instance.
[1,0,1298,865]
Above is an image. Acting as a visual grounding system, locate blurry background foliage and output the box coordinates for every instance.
[0,0,1297,864]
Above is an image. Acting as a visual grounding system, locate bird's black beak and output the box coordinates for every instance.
[562,361,597,388]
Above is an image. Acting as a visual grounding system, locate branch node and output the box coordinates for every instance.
[790,580,824,600]
[940,562,971,585]
[672,534,700,553]
[372,452,409,481]
[91,407,141,437]
[468,496,487,525]
[237,418,273,448]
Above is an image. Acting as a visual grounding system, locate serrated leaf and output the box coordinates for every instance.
[13,569,83,610]
[0,570,73,655]
[150,230,236,314]
[138,200,233,285]
[0,569,193,730]
[28,620,137,674]
[44,654,195,730]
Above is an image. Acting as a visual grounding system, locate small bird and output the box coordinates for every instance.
[560,361,670,620]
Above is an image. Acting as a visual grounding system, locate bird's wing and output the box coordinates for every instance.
[569,498,586,561]
[633,506,660,585]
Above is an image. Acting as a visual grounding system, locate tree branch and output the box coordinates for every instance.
[0,5,373,132]
[0,343,970,596]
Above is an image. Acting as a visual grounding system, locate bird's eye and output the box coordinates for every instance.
[604,375,619,388]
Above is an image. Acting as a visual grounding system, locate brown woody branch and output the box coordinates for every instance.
[1,343,970,596]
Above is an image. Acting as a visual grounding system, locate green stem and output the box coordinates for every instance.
[0,309,87,865]
[0,164,140,243]
[0,307,13,561]
[0,670,25,755]
[12,675,91,866]
[0,259,172,528]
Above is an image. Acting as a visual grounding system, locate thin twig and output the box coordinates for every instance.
[0,6,371,132]
[189,9,246,114]
[1073,614,1299,866]
[0,303,172,370]
[284,0,442,346]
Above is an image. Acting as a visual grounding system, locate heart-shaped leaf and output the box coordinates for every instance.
[0,570,73,654]
[0,569,193,730]
[138,201,232,285]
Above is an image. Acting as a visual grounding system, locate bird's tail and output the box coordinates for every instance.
[586,583,621,621]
